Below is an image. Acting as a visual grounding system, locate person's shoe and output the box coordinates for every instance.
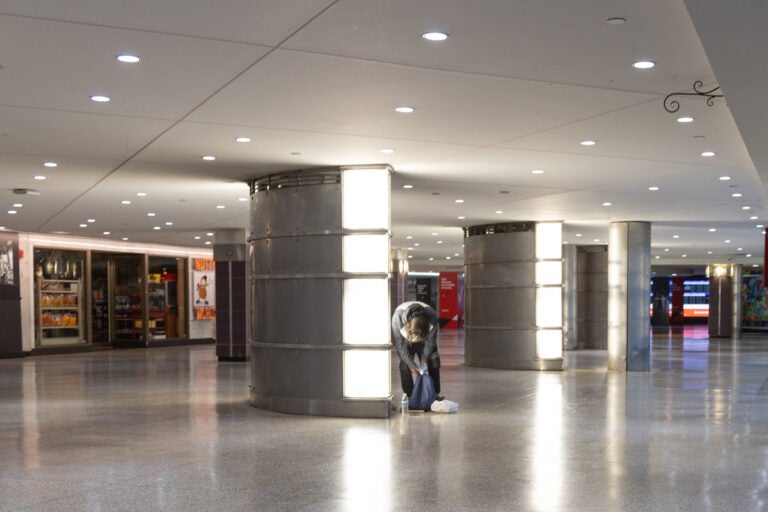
[435,394,445,401]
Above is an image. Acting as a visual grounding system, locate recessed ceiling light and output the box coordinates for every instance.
[414,243,420,247]
[648,186,659,191]
[701,151,716,157]
[445,256,451,260]
[121,200,131,205]
[79,224,87,228]
[593,238,601,243]
[90,95,110,102]
[122,237,129,241]
[575,233,582,237]
[732,193,743,197]
[742,206,752,210]
[682,254,687,258]
[147,212,156,217]
[34,175,46,180]
[235,137,251,143]
[202,155,216,161]
[602,202,612,207]
[708,228,716,232]
[116,54,140,63]
[707,251,712,254]
[431,232,438,236]
[664,248,670,252]
[406,235,413,240]
[605,17,626,25]
[750,216,759,220]
[719,176,731,181]
[429,257,434,261]
[103,231,110,235]
[43,161,58,168]
[206,232,214,236]
[724,239,732,243]
[437,240,443,244]
[673,235,680,239]
[454,199,464,204]
[136,192,147,197]
[580,140,596,146]
[205,241,212,245]
[395,106,415,113]
[153,226,161,230]
[677,116,694,123]
[632,60,655,69]
[422,31,449,41]
[457,216,466,220]
[216,205,226,209]
[87,219,95,223]
[7,210,17,215]
[238,197,248,201]
[655,255,661,260]
[12,203,22,208]
[531,169,544,174]
[165,221,173,226]
[402,184,414,189]
[194,236,201,240]
[738,247,744,251]
[495,210,503,214]
[758,224,765,228]
[408,255,413,259]
[380,148,395,154]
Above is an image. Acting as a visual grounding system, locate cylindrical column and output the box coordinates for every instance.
[214,229,248,361]
[248,167,392,418]
[464,222,563,371]
[707,263,741,339]
[732,264,742,340]
[607,221,651,371]
[563,244,578,350]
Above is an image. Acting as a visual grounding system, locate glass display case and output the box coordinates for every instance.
[34,249,85,346]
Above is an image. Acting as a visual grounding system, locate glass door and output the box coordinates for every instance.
[113,255,145,343]
[91,252,110,344]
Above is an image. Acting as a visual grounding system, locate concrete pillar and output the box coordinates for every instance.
[248,166,392,418]
[464,222,563,371]
[607,222,651,371]
[214,229,248,361]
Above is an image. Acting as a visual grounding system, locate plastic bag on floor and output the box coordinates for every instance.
[431,399,459,414]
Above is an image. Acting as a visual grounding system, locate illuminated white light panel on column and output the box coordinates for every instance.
[341,166,391,398]
[535,222,563,360]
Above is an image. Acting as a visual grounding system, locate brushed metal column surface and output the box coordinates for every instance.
[464,227,557,370]
[576,246,608,350]
[608,222,651,371]
[248,168,390,418]
[732,264,743,340]
[563,245,578,350]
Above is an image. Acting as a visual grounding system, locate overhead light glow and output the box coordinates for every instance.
[422,32,449,41]
[147,212,156,217]
[202,155,216,161]
[43,162,58,168]
[380,148,395,154]
[395,106,414,113]
[701,151,716,157]
[235,137,251,143]
[136,192,147,197]
[632,60,655,69]
[34,175,46,180]
[732,193,742,197]
[531,169,544,174]
[90,95,110,102]
[677,116,694,123]
[402,184,414,189]
[602,202,612,207]
[719,176,731,181]
[116,54,140,63]
[121,200,131,205]
[648,186,659,191]
[216,205,226,209]
[580,140,596,146]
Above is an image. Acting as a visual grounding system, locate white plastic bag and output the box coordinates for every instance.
[430,399,458,414]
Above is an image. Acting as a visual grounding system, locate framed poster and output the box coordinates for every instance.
[193,258,216,320]
[0,231,20,299]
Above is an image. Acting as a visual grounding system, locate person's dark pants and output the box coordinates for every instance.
[398,341,441,397]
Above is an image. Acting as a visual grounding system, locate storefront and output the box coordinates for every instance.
[20,233,214,353]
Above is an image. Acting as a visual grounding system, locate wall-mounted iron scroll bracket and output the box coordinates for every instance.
[663,81,723,113]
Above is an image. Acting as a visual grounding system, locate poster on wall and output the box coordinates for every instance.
[439,272,462,329]
[0,231,20,299]
[193,258,216,320]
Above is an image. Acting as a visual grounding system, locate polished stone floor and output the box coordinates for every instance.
[2,326,768,511]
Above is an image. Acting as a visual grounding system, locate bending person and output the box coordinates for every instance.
[391,301,443,401]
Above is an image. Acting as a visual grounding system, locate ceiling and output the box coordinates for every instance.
[0,0,766,272]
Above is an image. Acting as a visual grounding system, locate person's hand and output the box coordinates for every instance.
[411,367,419,374]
